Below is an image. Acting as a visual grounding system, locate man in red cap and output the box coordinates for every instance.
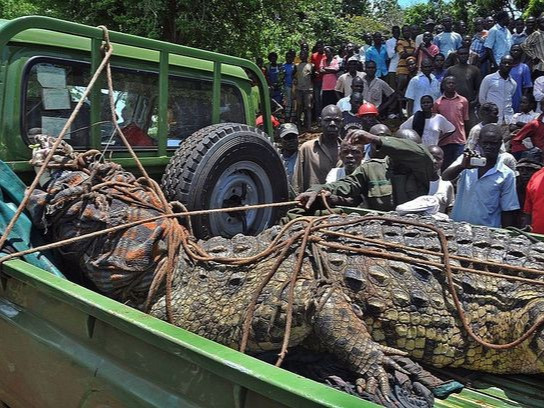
[357,102,381,131]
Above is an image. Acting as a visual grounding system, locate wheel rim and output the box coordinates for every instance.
[209,161,274,237]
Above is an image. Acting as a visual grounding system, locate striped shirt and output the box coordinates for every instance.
[470,31,488,58]
[522,29,544,71]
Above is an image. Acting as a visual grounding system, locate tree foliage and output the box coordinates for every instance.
[522,0,544,17]
[0,0,395,58]
[0,0,39,19]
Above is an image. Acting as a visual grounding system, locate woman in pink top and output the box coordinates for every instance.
[320,46,340,106]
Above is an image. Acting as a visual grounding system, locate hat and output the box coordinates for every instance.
[425,18,436,25]
[356,102,379,116]
[277,123,299,139]
[348,55,359,62]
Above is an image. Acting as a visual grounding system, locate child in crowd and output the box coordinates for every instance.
[294,50,314,131]
[433,53,447,82]
[282,50,297,122]
[265,52,283,104]
[326,138,365,183]
[510,95,539,132]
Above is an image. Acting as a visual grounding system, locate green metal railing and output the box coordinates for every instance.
[0,15,274,155]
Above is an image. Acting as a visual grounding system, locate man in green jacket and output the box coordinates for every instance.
[296,129,435,212]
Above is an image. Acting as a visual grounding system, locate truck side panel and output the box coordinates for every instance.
[0,259,371,408]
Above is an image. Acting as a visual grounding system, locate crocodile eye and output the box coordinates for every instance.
[329,254,347,270]
[228,273,245,287]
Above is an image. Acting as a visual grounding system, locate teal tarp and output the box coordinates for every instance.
[0,161,63,277]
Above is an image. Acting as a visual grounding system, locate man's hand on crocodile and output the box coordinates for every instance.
[296,190,331,209]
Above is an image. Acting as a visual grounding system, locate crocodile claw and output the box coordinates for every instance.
[384,356,410,375]
[380,345,409,356]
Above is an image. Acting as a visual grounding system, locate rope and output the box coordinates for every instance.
[310,215,544,350]
[0,24,542,356]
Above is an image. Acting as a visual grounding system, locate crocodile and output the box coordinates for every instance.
[150,213,544,395]
[23,141,544,399]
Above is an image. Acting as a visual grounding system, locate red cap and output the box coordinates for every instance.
[256,115,280,128]
[356,102,379,116]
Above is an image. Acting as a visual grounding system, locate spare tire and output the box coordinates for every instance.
[161,123,289,239]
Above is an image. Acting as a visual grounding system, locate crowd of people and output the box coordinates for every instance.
[257,11,544,234]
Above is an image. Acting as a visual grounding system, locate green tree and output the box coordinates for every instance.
[0,0,40,19]
[403,2,441,27]
[0,0,395,59]
[522,0,544,17]
[371,0,404,29]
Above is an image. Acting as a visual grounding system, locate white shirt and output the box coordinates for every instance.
[400,113,455,146]
[386,37,400,72]
[326,167,346,183]
[334,71,365,97]
[415,33,424,48]
[428,177,455,213]
[337,96,368,112]
[479,72,517,124]
[534,76,544,112]
[512,111,539,124]
[405,73,441,113]
[336,96,350,112]
[466,122,484,151]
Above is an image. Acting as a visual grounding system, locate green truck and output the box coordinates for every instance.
[0,16,542,408]
[0,15,372,408]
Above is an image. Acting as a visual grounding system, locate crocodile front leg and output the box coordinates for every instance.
[312,288,407,395]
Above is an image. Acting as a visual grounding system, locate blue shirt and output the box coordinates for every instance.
[512,31,527,45]
[404,73,441,113]
[266,64,281,86]
[451,156,520,228]
[433,69,447,82]
[471,32,487,58]
[282,63,295,87]
[434,31,462,56]
[365,45,389,77]
[509,62,533,112]
[484,24,513,65]
[281,151,298,184]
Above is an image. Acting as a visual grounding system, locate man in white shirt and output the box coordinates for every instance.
[405,58,441,116]
[386,26,401,91]
[427,145,455,213]
[479,54,517,124]
[335,57,365,100]
[337,76,365,112]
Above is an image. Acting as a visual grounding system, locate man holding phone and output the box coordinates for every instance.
[442,124,519,227]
